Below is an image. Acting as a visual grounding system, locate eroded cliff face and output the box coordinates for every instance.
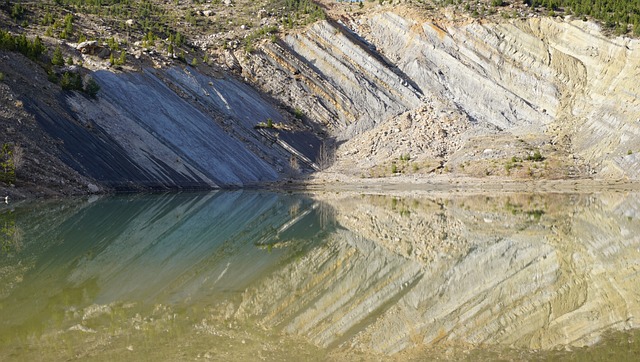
[241,8,640,179]
[1,52,321,193]
[2,5,638,193]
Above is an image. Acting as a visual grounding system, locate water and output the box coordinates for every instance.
[1,190,639,361]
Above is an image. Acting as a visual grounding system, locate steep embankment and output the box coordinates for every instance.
[242,7,640,180]
[1,50,320,195]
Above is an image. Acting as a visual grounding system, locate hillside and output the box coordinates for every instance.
[1,0,640,197]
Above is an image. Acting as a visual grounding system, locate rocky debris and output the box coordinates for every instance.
[222,49,241,71]
[332,102,473,175]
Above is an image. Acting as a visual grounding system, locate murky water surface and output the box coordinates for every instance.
[1,191,639,361]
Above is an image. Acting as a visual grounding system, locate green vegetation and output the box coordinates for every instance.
[505,156,522,173]
[50,71,101,97]
[0,144,17,184]
[436,0,640,35]
[0,29,46,61]
[0,72,4,82]
[254,118,277,129]
[281,0,325,28]
[60,71,83,91]
[293,108,304,119]
[244,25,278,53]
[525,149,544,161]
[0,209,20,254]
[10,2,25,20]
[51,45,65,65]
[84,77,100,98]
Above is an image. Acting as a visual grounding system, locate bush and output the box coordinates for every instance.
[47,70,58,83]
[0,72,4,82]
[60,72,83,91]
[526,150,544,162]
[84,77,100,98]
[51,46,65,66]
[0,144,16,184]
[10,3,25,20]
[0,30,46,60]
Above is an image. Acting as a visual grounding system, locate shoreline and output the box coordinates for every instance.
[275,172,640,194]
[3,173,640,202]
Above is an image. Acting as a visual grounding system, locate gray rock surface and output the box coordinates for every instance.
[36,67,311,189]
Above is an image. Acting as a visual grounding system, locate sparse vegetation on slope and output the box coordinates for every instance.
[433,0,640,35]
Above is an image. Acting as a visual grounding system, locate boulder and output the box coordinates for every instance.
[76,41,99,54]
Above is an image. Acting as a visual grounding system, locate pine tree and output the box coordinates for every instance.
[51,46,64,66]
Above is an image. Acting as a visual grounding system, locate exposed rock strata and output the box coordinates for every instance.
[242,11,640,179]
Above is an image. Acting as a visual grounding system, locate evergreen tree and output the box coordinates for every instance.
[51,46,64,66]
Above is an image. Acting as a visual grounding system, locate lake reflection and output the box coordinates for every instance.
[1,191,639,360]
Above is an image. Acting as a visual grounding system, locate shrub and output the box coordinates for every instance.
[51,46,65,66]
[526,150,544,162]
[60,72,83,91]
[47,70,58,83]
[118,51,126,65]
[84,77,100,98]
[10,3,25,20]
[293,108,304,119]
[0,72,4,82]
[0,144,16,184]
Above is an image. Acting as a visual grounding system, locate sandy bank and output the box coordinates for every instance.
[280,172,640,194]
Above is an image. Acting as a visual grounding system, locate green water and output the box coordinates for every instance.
[0,191,639,361]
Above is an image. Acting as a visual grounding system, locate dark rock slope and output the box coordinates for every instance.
[1,50,318,194]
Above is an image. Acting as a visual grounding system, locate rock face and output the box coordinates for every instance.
[2,6,639,192]
[19,65,314,190]
[239,20,423,137]
[243,10,640,179]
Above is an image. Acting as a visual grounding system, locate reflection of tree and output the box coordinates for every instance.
[1,210,22,254]
[317,201,336,230]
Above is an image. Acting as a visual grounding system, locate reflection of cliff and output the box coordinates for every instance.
[0,192,320,343]
[239,192,640,355]
[1,192,639,359]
